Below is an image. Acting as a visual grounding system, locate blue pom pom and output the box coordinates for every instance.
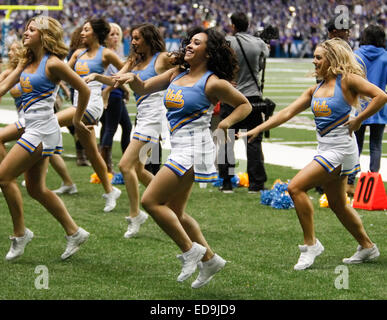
[273,182,288,193]
[231,175,240,188]
[112,172,124,185]
[212,176,223,187]
[260,189,274,205]
[260,179,294,209]
[271,192,294,209]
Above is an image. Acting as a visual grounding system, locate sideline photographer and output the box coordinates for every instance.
[218,12,274,193]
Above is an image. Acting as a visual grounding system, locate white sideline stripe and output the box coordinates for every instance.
[264,89,306,93]
[266,77,315,83]
[235,140,387,182]
[270,96,303,99]
[269,68,311,73]
[1,109,386,181]
[267,58,313,63]
[265,84,311,88]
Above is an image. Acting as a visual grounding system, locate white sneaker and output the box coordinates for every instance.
[124,210,148,238]
[176,242,207,282]
[102,186,121,212]
[61,227,90,260]
[191,254,226,289]
[5,228,34,261]
[343,244,380,264]
[294,239,324,270]
[53,183,78,195]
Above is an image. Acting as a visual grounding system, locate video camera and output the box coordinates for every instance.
[256,25,280,44]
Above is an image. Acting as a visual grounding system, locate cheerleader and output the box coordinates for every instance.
[86,23,174,238]
[56,18,124,212]
[113,27,252,288]
[238,38,386,270]
[0,40,77,194]
[0,16,91,261]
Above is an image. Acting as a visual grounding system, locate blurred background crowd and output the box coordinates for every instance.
[1,0,386,57]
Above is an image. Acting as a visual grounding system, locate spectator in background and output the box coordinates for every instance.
[326,15,352,43]
[347,24,387,196]
[218,12,269,193]
[4,0,387,57]
[4,28,18,50]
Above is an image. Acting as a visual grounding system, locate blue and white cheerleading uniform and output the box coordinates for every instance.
[17,54,62,156]
[131,52,166,144]
[73,46,105,124]
[311,75,360,176]
[10,83,25,129]
[163,70,217,183]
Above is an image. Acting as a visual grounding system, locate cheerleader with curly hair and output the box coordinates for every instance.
[113,27,252,288]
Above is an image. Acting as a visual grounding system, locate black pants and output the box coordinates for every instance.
[218,96,267,191]
[100,96,132,153]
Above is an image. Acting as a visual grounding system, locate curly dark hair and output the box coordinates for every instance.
[174,27,238,82]
[86,17,110,45]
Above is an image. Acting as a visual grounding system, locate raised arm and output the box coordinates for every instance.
[155,52,176,74]
[84,73,116,86]
[112,67,179,96]
[238,86,315,142]
[84,54,133,86]
[0,64,24,97]
[0,68,13,83]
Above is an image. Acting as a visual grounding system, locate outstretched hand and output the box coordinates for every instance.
[236,129,260,143]
[111,73,135,88]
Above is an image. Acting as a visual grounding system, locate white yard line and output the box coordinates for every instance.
[1,109,386,181]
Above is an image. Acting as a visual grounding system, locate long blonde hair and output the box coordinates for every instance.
[108,23,123,52]
[22,16,68,65]
[7,40,23,69]
[316,38,366,108]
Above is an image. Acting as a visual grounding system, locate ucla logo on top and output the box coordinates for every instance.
[313,100,332,117]
[75,61,90,76]
[20,77,33,93]
[165,88,184,108]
